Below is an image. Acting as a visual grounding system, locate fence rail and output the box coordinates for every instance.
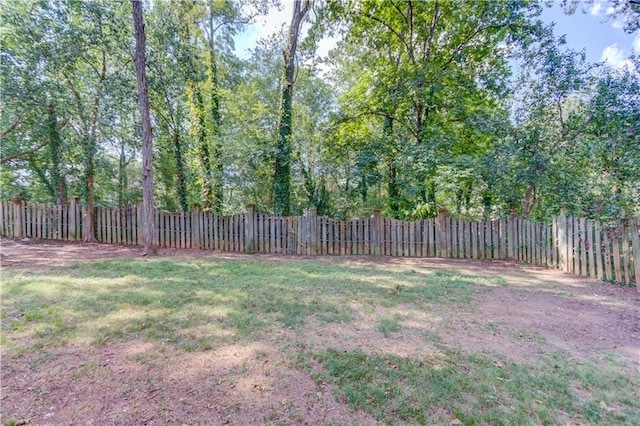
[1,200,638,288]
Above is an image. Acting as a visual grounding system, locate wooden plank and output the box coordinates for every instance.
[222,215,227,251]
[411,220,417,258]
[535,222,540,265]
[382,219,388,256]
[400,221,405,257]
[398,220,403,257]
[563,215,571,272]
[169,211,174,249]
[274,216,280,254]
[115,207,121,243]
[495,220,501,261]
[586,220,594,278]
[419,219,426,257]
[158,211,163,248]
[571,216,579,273]
[44,206,49,239]
[578,218,586,276]
[363,217,368,255]
[25,204,31,238]
[622,223,631,285]
[510,218,515,261]
[545,223,551,266]
[211,213,217,250]
[338,220,347,256]
[39,204,44,238]
[129,207,135,244]
[168,212,173,248]
[471,222,477,259]
[528,221,534,264]
[603,231,612,281]
[122,208,128,244]
[612,228,622,283]
[47,205,52,239]
[463,220,468,258]
[479,221,485,260]
[267,215,273,254]
[327,220,333,255]
[233,214,238,252]
[60,204,69,240]
[33,204,39,239]
[630,218,640,288]
[389,220,395,257]
[43,206,47,238]
[519,219,525,262]
[594,221,603,279]
[104,207,111,244]
[449,219,456,258]
[205,213,210,250]
[0,201,5,236]
[40,204,45,238]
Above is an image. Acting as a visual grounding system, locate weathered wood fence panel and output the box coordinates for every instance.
[1,201,638,288]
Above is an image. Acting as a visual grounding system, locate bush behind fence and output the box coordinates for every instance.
[1,199,639,287]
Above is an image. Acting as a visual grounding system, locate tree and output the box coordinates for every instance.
[274,0,311,216]
[132,0,157,255]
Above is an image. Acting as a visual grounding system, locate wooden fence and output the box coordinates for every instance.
[1,200,638,287]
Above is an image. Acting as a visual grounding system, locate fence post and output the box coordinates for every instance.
[372,209,381,256]
[630,217,640,290]
[436,209,448,258]
[308,207,318,256]
[245,204,255,253]
[68,197,78,240]
[136,203,143,245]
[12,198,23,238]
[192,206,201,249]
[557,210,568,272]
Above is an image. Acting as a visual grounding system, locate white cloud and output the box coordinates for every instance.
[601,43,634,69]
[611,20,624,30]
[589,2,602,16]
[634,33,640,53]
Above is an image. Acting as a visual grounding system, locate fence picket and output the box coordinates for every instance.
[4,201,639,287]
[630,218,640,288]
[622,224,630,285]
[578,219,585,276]
[612,229,622,283]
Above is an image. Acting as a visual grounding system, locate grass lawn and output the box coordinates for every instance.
[2,249,639,425]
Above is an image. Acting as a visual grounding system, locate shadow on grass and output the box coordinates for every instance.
[1,257,495,352]
[2,256,639,425]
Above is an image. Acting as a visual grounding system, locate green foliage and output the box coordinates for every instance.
[1,0,637,220]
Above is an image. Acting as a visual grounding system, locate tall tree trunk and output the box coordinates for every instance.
[522,183,535,217]
[83,52,106,242]
[383,116,399,216]
[190,85,213,210]
[274,0,310,216]
[208,9,223,212]
[172,118,189,211]
[47,104,67,205]
[133,0,157,255]
[118,143,127,207]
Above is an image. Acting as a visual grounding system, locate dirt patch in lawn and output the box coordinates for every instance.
[1,238,639,425]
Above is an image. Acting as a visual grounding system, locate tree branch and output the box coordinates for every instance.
[0,119,20,138]
[1,141,48,164]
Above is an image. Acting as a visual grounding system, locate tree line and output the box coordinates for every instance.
[1,0,639,229]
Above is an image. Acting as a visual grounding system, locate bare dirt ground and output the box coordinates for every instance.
[1,238,639,425]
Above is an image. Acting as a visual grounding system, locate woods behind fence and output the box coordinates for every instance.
[1,200,639,287]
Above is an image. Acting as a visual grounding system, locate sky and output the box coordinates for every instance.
[541,0,639,69]
[235,0,640,70]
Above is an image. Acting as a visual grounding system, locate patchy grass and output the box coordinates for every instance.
[305,348,638,425]
[1,257,484,351]
[2,254,638,425]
